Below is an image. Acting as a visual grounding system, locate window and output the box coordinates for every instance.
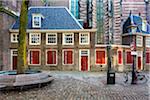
[79,33,90,45]
[126,51,133,64]
[136,36,143,47]
[146,52,150,64]
[95,50,106,65]
[11,33,19,43]
[136,36,142,46]
[146,37,150,47]
[117,50,123,65]
[46,50,57,65]
[63,50,74,65]
[63,33,74,45]
[32,14,41,28]
[29,50,40,65]
[29,33,41,45]
[46,33,57,45]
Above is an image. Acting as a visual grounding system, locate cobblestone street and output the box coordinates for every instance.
[0,71,149,100]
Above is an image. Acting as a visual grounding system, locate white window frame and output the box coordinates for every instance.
[63,33,74,45]
[28,49,41,65]
[79,32,90,45]
[95,49,107,65]
[136,36,143,47]
[117,49,123,65]
[125,50,133,65]
[62,49,74,65]
[146,37,150,48]
[29,33,41,45]
[46,33,57,45]
[11,33,19,43]
[46,49,57,66]
[79,49,90,71]
[32,14,41,28]
[10,49,18,70]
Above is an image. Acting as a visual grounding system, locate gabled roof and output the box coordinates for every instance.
[123,14,150,34]
[11,6,83,30]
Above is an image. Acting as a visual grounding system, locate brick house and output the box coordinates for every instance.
[9,6,97,71]
[122,14,150,71]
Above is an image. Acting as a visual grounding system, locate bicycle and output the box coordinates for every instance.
[124,71,148,84]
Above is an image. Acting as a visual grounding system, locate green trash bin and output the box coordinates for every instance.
[107,71,115,84]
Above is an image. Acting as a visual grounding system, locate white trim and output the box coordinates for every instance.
[29,33,41,45]
[79,32,90,45]
[9,29,97,33]
[125,50,133,65]
[28,49,41,65]
[63,33,74,45]
[79,49,90,71]
[11,33,18,43]
[117,49,123,65]
[95,49,107,65]
[32,14,41,28]
[146,51,150,65]
[136,35,143,47]
[46,33,57,45]
[10,49,18,70]
[62,49,74,65]
[45,49,57,66]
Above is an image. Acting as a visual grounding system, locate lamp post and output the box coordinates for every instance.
[130,39,137,84]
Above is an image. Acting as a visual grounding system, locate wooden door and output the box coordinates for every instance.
[13,56,17,70]
[81,56,88,71]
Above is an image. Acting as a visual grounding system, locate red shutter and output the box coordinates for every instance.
[64,50,73,64]
[47,51,56,64]
[126,51,133,64]
[146,52,150,64]
[96,51,105,64]
[118,51,122,64]
[32,51,39,64]
[67,51,73,64]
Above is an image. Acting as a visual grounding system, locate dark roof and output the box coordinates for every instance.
[123,14,150,34]
[11,7,83,30]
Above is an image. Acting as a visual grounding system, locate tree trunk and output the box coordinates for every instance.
[17,0,29,74]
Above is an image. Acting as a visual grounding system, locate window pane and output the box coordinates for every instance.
[47,34,56,44]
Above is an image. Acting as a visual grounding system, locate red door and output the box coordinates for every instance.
[13,56,17,70]
[81,56,88,71]
[138,56,142,70]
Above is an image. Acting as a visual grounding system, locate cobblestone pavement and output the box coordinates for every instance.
[0,71,149,100]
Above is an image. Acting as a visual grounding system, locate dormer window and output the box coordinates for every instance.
[32,14,42,28]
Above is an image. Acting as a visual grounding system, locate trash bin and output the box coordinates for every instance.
[107,71,115,84]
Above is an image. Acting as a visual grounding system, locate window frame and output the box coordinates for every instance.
[79,32,90,45]
[63,33,74,45]
[32,14,41,28]
[29,33,41,45]
[95,49,107,65]
[28,49,41,65]
[46,49,57,66]
[46,33,57,45]
[11,33,19,43]
[136,36,143,47]
[62,49,74,65]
